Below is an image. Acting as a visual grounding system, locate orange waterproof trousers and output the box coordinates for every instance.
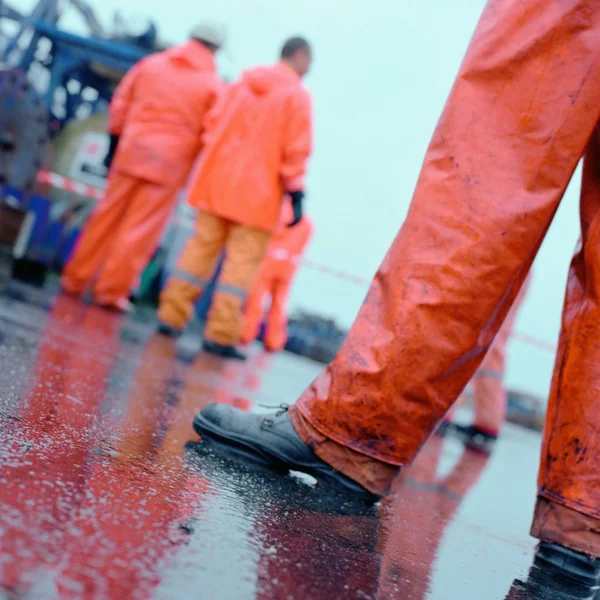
[289,0,600,556]
[61,171,177,306]
[241,258,296,352]
[241,208,312,352]
[158,211,270,345]
[445,274,531,435]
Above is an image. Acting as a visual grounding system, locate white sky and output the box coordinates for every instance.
[17,0,583,400]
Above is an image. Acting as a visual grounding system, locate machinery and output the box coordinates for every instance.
[1,0,161,134]
[0,67,48,202]
[0,0,166,281]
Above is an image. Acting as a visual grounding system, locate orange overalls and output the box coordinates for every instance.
[61,41,223,310]
[158,63,313,346]
[287,0,600,557]
[445,273,532,436]
[241,203,313,351]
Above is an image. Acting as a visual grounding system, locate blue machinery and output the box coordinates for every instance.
[1,0,156,131]
[0,1,349,361]
[1,0,159,193]
[0,0,160,277]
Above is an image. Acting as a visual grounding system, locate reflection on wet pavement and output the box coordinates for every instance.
[0,287,559,599]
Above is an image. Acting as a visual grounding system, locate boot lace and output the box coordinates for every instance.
[259,403,290,417]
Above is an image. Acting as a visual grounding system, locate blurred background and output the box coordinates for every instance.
[1,0,580,406]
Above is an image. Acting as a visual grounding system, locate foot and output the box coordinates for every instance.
[202,340,247,361]
[453,424,498,455]
[531,542,600,597]
[60,286,83,299]
[96,297,134,314]
[434,420,453,438]
[157,322,183,338]
[193,403,380,503]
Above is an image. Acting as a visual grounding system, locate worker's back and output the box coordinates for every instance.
[109,41,223,187]
[188,63,313,233]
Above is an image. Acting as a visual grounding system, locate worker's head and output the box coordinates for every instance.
[190,22,227,53]
[281,37,312,78]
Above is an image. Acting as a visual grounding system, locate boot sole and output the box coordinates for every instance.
[193,414,380,504]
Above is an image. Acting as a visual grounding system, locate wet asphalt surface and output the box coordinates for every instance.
[0,282,574,599]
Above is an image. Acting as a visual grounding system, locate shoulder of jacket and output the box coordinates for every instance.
[294,85,312,108]
[136,53,162,74]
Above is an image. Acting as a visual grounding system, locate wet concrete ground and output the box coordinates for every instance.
[0,283,562,599]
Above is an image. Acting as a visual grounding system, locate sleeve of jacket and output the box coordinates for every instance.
[281,89,313,193]
[107,60,143,135]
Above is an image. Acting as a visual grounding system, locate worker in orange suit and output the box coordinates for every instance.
[241,200,313,352]
[157,37,314,361]
[439,273,532,454]
[193,1,600,593]
[61,23,225,313]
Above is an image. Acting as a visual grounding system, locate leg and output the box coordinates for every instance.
[195,254,225,321]
[61,172,137,295]
[93,181,178,306]
[443,391,467,423]
[292,0,600,472]
[204,224,270,346]
[195,0,600,507]
[158,213,228,331]
[471,330,509,435]
[531,124,600,557]
[472,273,532,435]
[263,274,292,352]
[240,265,271,345]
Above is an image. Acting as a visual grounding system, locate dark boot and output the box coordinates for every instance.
[434,420,454,438]
[453,424,498,455]
[202,340,247,361]
[193,403,380,503]
[529,542,600,598]
[157,322,182,338]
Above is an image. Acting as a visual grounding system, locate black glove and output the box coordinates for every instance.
[287,191,304,228]
[103,134,120,170]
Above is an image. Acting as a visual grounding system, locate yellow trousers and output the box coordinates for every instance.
[158,212,270,346]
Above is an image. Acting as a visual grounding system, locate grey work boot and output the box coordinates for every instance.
[193,404,380,503]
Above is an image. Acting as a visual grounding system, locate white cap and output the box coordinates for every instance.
[190,22,226,49]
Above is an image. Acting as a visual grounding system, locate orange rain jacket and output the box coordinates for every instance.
[187,62,313,232]
[108,41,223,188]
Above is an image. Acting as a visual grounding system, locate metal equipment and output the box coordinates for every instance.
[0,0,164,279]
[0,67,49,195]
[1,0,158,134]
[1,0,163,193]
